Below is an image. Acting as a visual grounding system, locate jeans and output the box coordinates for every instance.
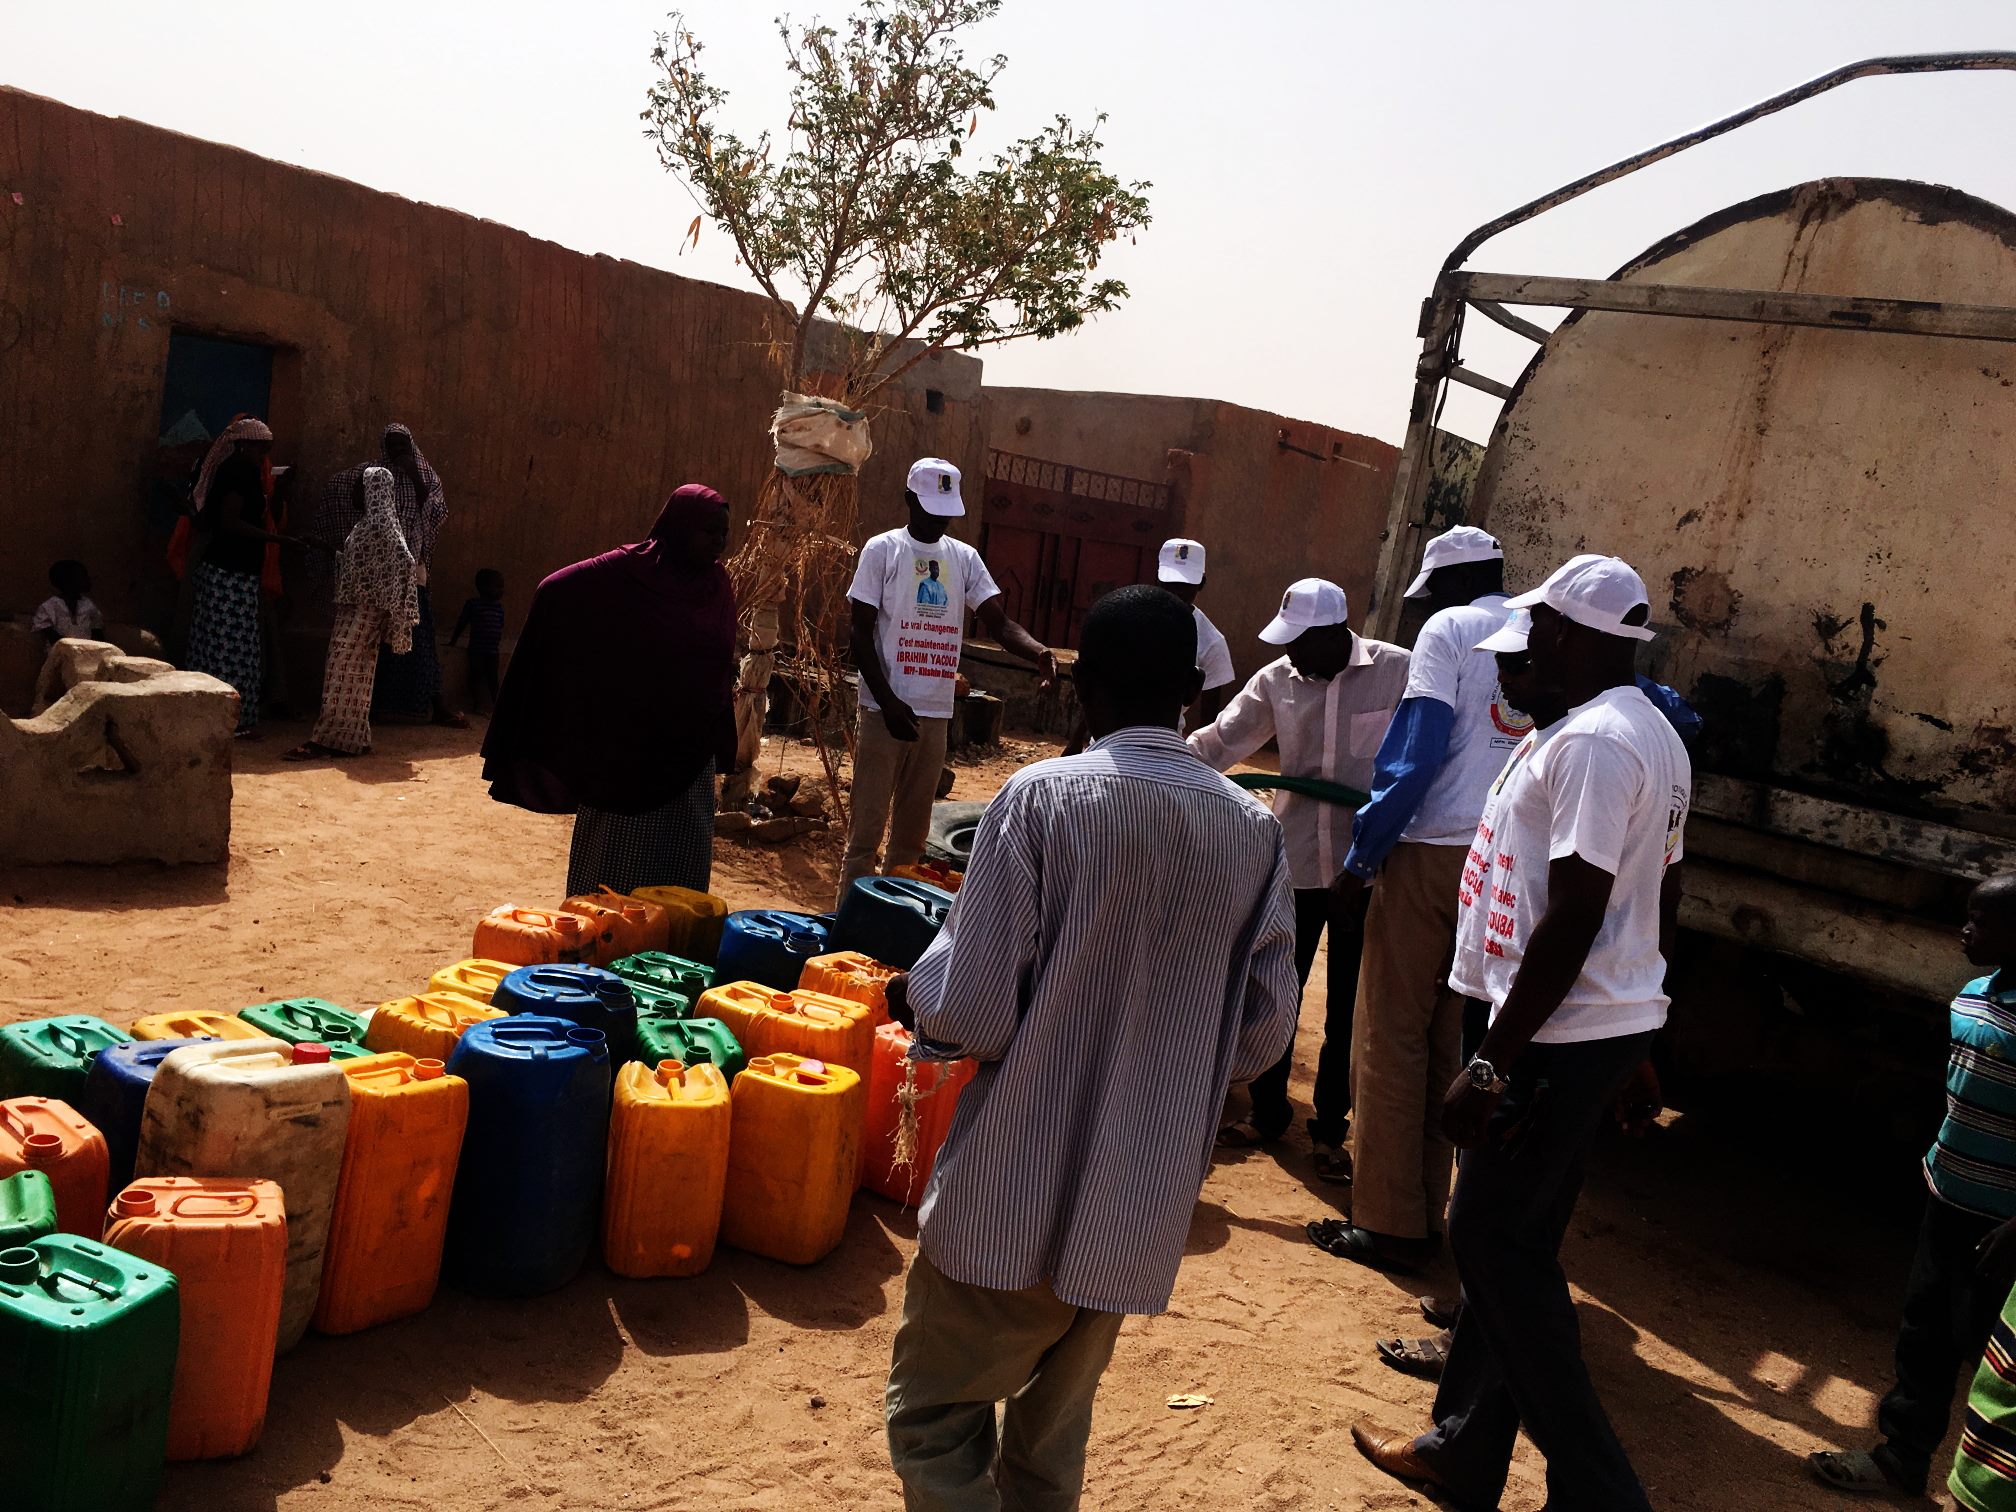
[1416,1031,1657,1512]
[1246,885,1366,1143]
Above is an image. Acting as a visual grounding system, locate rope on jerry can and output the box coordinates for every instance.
[890,1057,954,1183]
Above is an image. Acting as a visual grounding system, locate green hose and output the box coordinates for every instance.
[1230,772,1370,808]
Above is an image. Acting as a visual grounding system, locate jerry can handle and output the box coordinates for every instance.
[49,1024,93,1059]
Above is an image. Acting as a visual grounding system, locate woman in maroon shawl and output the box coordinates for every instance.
[482,485,737,894]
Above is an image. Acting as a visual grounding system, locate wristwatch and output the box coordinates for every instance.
[1464,1057,1508,1095]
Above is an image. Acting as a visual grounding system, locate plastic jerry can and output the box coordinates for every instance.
[0,1234,178,1512]
[635,1014,744,1080]
[236,998,369,1054]
[629,885,728,963]
[831,877,954,971]
[78,1038,207,1190]
[715,910,832,992]
[626,980,695,1022]
[493,964,639,1063]
[135,1038,351,1352]
[0,1098,109,1238]
[699,982,874,1078]
[0,1014,132,1102]
[324,1040,374,1062]
[0,1169,57,1248]
[609,949,715,1001]
[603,1060,731,1278]
[315,1052,469,1334]
[562,889,669,961]
[799,951,901,1027]
[721,1053,865,1265]
[859,1025,977,1205]
[102,1177,286,1459]
[130,1010,264,1042]
[428,957,515,1003]
[471,904,599,967]
[443,1017,611,1296]
[889,860,963,893]
[366,991,506,1062]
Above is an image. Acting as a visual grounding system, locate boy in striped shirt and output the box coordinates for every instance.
[1812,873,2016,1498]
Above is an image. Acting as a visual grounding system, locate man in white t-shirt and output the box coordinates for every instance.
[842,458,1056,904]
[1354,554,1688,1512]
[1155,538,1236,729]
[1312,525,1514,1266]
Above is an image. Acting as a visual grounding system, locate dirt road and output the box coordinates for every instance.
[0,724,1932,1510]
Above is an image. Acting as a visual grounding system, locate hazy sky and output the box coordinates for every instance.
[14,2,2016,443]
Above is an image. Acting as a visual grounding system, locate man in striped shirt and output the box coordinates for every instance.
[1812,874,2016,1498]
[883,584,1301,1510]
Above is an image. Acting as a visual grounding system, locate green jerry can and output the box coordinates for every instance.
[0,1171,58,1248]
[0,1016,133,1102]
[609,951,715,1001]
[634,1015,745,1079]
[626,981,694,1020]
[237,998,370,1055]
[0,1234,179,1511]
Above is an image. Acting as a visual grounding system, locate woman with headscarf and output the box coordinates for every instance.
[482,484,738,895]
[286,466,422,761]
[182,418,290,735]
[318,423,465,727]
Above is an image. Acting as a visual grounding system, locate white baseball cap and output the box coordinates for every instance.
[1259,577,1350,645]
[906,457,965,517]
[1158,538,1206,585]
[1505,554,1657,641]
[1404,525,1504,598]
[1475,606,1532,654]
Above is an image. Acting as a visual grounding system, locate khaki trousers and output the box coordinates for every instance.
[886,1252,1125,1512]
[1348,841,1468,1239]
[841,710,951,903]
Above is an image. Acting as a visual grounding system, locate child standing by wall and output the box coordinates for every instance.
[450,568,506,714]
[1812,873,2016,1498]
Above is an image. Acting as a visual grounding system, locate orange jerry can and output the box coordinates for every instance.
[103,1177,286,1459]
[564,888,670,960]
[315,1052,469,1334]
[129,1011,264,1042]
[471,905,599,967]
[0,1098,109,1237]
[799,952,901,1028]
[889,861,964,893]
[365,993,505,1062]
[603,1060,731,1278]
[699,982,874,1078]
[629,886,727,964]
[860,1025,977,1205]
[427,958,514,1003]
[721,1053,864,1265]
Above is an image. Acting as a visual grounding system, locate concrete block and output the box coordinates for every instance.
[1,640,236,864]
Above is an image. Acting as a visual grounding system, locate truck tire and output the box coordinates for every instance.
[925,801,988,866]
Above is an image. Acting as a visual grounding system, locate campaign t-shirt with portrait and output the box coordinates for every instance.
[1396,593,1530,846]
[848,528,1001,720]
[1448,683,1692,1044]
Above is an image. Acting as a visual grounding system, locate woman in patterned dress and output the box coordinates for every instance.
[286,466,421,760]
[184,419,289,736]
[481,485,737,895]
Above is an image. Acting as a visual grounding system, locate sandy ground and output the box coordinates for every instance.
[0,720,1943,1511]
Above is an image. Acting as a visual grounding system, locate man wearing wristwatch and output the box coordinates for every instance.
[1352,555,1691,1512]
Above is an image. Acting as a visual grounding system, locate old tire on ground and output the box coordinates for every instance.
[925,801,987,866]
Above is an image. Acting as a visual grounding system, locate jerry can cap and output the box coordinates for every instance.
[565,1027,607,1049]
[414,1058,446,1081]
[0,1247,39,1285]
[292,1042,332,1065]
[770,992,795,1010]
[654,1059,686,1086]
[111,1189,157,1218]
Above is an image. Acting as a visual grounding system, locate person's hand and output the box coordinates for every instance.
[1978,1217,2016,1282]
[1613,1058,1662,1137]
[1331,869,1367,899]
[885,973,914,1032]
[1441,1070,1502,1149]
[881,699,920,743]
[1035,648,1059,689]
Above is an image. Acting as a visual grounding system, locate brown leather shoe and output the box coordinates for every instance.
[1351,1421,1448,1492]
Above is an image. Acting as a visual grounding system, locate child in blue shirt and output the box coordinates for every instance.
[449,568,505,713]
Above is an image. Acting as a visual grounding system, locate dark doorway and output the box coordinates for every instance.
[158,331,274,439]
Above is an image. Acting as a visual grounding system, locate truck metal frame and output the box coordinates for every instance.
[1367,53,2016,1000]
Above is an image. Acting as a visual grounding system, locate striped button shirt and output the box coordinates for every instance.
[905,725,1300,1314]
[1926,973,2016,1220]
